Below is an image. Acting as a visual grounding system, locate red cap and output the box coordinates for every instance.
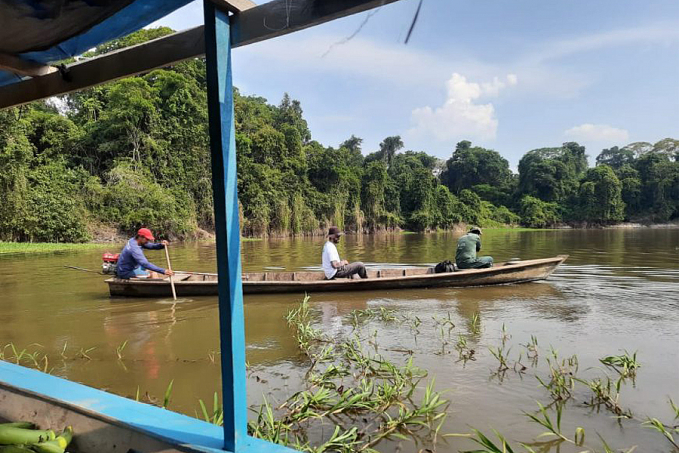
[137,228,155,241]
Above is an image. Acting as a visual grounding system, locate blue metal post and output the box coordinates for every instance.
[203,2,247,451]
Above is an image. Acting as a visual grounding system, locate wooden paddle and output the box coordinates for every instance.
[164,244,177,301]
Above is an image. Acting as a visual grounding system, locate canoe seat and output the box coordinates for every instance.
[292,272,326,281]
[377,269,405,278]
[404,268,429,276]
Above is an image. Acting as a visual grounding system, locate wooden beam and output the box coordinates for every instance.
[0,26,205,109]
[0,0,403,109]
[231,0,401,48]
[0,53,58,77]
[209,0,256,13]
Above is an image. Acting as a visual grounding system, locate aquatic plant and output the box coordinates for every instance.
[285,295,325,354]
[670,398,679,420]
[599,350,640,379]
[198,392,224,426]
[535,347,578,402]
[349,307,400,328]
[577,376,631,418]
[115,340,128,360]
[643,417,679,450]
[523,401,569,442]
[454,426,635,453]
[247,297,449,452]
[488,345,511,372]
[163,379,174,409]
[470,312,481,334]
[522,335,539,367]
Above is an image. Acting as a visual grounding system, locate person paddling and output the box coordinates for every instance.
[322,227,368,279]
[116,228,175,279]
[455,227,494,269]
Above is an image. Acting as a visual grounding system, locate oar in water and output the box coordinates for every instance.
[164,245,177,301]
[64,265,104,275]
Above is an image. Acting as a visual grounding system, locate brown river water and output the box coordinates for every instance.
[0,229,678,452]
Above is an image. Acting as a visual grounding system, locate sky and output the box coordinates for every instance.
[151,0,679,167]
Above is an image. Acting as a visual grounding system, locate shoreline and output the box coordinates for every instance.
[2,222,677,255]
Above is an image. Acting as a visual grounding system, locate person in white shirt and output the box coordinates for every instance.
[321,226,368,279]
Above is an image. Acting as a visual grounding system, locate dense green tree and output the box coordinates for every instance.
[0,109,32,241]
[596,146,635,170]
[361,161,391,230]
[651,138,679,161]
[440,141,512,194]
[518,143,587,204]
[634,153,679,221]
[367,136,404,167]
[616,164,642,218]
[578,165,625,223]
[519,196,561,228]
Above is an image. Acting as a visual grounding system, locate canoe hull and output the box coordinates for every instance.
[106,256,568,297]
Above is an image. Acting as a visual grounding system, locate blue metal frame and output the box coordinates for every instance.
[203,3,296,452]
[203,2,247,450]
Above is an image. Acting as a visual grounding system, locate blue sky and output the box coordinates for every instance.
[152,0,679,167]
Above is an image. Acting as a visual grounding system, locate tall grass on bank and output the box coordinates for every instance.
[0,242,111,255]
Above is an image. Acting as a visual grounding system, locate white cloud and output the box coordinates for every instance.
[238,33,451,89]
[408,73,517,142]
[525,22,679,64]
[564,124,630,144]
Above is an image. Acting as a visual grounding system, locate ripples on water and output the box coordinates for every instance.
[0,229,677,452]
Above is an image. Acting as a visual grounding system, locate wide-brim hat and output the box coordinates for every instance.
[328,226,344,236]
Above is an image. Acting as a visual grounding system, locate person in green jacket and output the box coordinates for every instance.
[455,227,493,269]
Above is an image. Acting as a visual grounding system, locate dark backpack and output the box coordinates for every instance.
[434,260,457,273]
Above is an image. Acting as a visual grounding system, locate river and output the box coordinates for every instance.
[0,229,677,452]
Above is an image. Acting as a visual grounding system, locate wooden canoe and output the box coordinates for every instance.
[106,255,568,297]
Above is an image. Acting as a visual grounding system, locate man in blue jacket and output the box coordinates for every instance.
[116,228,175,279]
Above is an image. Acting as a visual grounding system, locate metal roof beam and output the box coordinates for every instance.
[0,0,402,109]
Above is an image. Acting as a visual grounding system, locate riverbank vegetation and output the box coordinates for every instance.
[1,27,677,242]
[0,242,109,255]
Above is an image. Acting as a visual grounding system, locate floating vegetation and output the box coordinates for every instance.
[470,312,481,335]
[599,350,640,379]
[488,344,511,372]
[535,347,578,403]
[454,334,475,364]
[577,376,632,418]
[248,299,449,452]
[285,295,325,355]
[349,307,400,329]
[643,416,679,450]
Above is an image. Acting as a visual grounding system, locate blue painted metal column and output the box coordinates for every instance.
[203,1,247,451]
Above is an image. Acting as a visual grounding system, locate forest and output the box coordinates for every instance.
[0,28,678,243]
